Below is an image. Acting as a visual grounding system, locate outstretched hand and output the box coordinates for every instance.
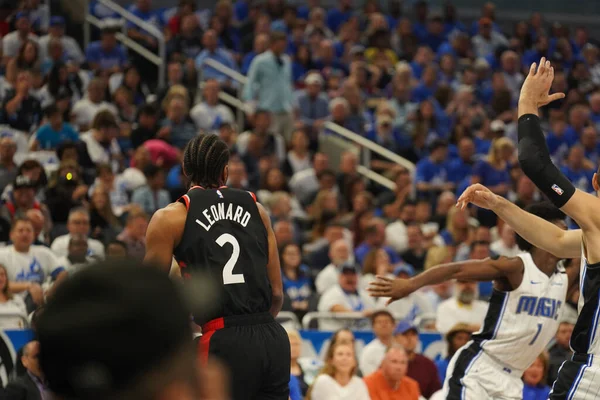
[456,183,499,211]
[368,275,415,305]
[518,57,565,115]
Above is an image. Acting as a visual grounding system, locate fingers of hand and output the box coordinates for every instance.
[375,275,393,282]
[529,62,537,77]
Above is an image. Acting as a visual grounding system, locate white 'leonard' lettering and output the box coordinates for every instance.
[195,203,251,231]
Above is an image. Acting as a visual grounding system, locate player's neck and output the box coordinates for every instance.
[531,250,555,277]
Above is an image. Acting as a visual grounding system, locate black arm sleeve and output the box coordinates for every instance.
[517,114,575,208]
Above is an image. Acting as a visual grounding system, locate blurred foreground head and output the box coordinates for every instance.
[36,259,201,400]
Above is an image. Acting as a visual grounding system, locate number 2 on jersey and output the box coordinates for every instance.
[528,323,543,346]
[216,233,245,285]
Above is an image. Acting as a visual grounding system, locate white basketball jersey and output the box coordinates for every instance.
[570,251,600,356]
[476,252,568,373]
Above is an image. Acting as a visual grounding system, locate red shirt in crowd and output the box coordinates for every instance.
[408,353,442,398]
[364,370,421,400]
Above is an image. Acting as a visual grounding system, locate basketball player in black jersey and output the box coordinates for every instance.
[144,134,290,400]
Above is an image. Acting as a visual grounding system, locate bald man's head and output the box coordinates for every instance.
[381,345,408,382]
[329,239,350,266]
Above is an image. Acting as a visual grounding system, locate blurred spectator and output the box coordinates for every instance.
[190,79,234,132]
[91,163,129,217]
[561,145,595,192]
[38,16,83,65]
[289,152,330,206]
[288,329,309,396]
[283,129,311,178]
[415,140,452,199]
[296,73,329,136]
[71,79,118,131]
[364,345,421,400]
[6,39,40,85]
[500,50,524,102]
[0,264,27,329]
[195,29,237,86]
[130,104,159,148]
[547,320,574,385]
[1,71,42,132]
[0,217,66,310]
[491,223,520,257]
[244,31,295,141]
[85,24,128,75]
[355,218,399,266]
[447,137,475,187]
[280,242,312,316]
[131,164,170,215]
[241,32,269,75]
[580,125,599,165]
[359,309,395,375]
[435,323,473,384]
[44,160,88,225]
[401,223,429,273]
[89,185,121,241]
[39,61,84,109]
[57,233,96,274]
[31,104,79,150]
[385,200,416,254]
[435,280,489,334]
[117,210,149,259]
[2,341,49,398]
[105,239,128,259]
[512,175,539,208]
[2,12,38,63]
[0,137,18,192]
[360,248,395,289]
[315,238,350,293]
[51,207,105,258]
[522,353,551,400]
[168,13,203,61]
[26,208,47,245]
[1,175,50,230]
[471,17,508,58]
[159,94,197,149]
[79,109,121,169]
[237,109,286,162]
[394,320,441,398]
[309,341,369,400]
[317,262,376,331]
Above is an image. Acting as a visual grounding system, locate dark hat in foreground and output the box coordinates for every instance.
[36,259,192,398]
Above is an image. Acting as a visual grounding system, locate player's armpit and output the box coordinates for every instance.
[256,202,283,317]
[144,203,187,274]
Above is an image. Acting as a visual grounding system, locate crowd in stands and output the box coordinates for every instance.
[0,0,596,398]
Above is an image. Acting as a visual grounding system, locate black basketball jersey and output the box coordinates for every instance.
[174,186,271,325]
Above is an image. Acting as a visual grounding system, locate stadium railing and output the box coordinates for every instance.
[197,58,415,189]
[276,311,302,330]
[83,0,166,86]
[301,311,438,331]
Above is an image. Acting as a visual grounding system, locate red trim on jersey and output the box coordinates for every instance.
[189,185,228,192]
[199,317,225,364]
[248,191,257,203]
[179,194,190,210]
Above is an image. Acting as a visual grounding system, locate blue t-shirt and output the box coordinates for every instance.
[326,8,352,33]
[282,269,312,303]
[411,83,436,102]
[472,160,510,188]
[435,358,450,384]
[289,374,302,400]
[355,244,400,266]
[474,137,492,155]
[561,165,595,192]
[522,384,551,400]
[35,123,79,149]
[446,159,474,184]
[126,5,162,30]
[415,158,449,185]
[86,42,128,71]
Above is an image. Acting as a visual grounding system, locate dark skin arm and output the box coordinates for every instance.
[564,257,581,300]
[369,256,524,304]
[144,202,187,273]
[257,202,283,318]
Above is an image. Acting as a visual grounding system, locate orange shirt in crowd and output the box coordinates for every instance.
[364,370,421,400]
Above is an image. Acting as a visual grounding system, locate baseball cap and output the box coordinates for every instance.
[304,72,323,86]
[394,319,419,335]
[14,11,29,20]
[394,264,415,277]
[446,323,474,340]
[37,260,194,398]
[13,175,36,189]
[490,119,506,132]
[50,16,65,26]
[340,261,360,274]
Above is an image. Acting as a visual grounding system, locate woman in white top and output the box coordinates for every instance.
[360,248,395,290]
[0,264,27,329]
[283,129,312,178]
[310,341,371,400]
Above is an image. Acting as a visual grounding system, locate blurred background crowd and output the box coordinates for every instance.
[0,0,596,398]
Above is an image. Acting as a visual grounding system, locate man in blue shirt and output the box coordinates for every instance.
[296,73,329,136]
[241,33,269,75]
[85,25,128,75]
[415,139,453,199]
[243,31,295,141]
[32,105,78,150]
[447,137,475,185]
[195,29,238,87]
[127,0,162,49]
[354,218,400,266]
[424,16,446,53]
[560,145,595,193]
[326,0,352,33]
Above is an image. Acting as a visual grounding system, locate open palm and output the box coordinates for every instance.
[519,57,565,108]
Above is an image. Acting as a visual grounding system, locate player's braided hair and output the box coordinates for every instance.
[183,134,230,188]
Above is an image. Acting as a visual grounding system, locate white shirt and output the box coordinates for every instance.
[318,285,376,331]
[490,239,521,258]
[289,168,318,205]
[0,297,27,329]
[315,263,340,294]
[190,102,234,132]
[1,32,38,58]
[51,234,105,259]
[385,220,409,254]
[0,245,64,285]
[80,130,121,167]
[380,291,434,321]
[38,34,84,64]
[310,375,370,400]
[57,255,96,275]
[359,338,387,376]
[71,98,118,129]
[435,297,489,334]
[119,168,147,192]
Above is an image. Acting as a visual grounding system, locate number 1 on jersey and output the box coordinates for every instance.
[216,233,245,285]
[529,323,543,346]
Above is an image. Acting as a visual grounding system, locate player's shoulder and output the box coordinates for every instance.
[150,202,187,226]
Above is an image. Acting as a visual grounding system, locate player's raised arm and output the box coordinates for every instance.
[144,203,187,274]
[517,58,600,232]
[368,255,524,304]
[257,202,284,318]
[458,184,581,258]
